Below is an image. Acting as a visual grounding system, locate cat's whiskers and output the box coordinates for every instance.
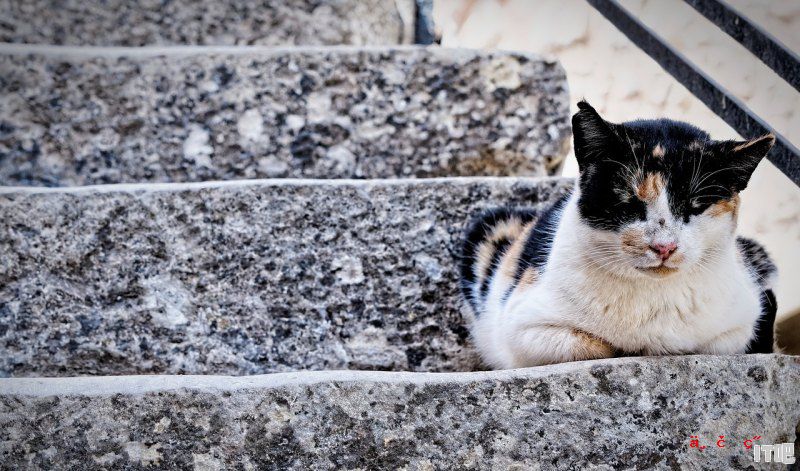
[461,102,777,368]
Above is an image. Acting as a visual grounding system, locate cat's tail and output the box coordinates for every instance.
[458,207,537,316]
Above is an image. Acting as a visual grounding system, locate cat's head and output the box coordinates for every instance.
[571,100,773,279]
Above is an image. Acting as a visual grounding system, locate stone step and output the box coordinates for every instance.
[0,0,417,46]
[1,355,797,469]
[0,45,570,187]
[0,177,571,376]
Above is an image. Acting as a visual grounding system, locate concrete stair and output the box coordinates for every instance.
[0,0,417,46]
[1,355,797,469]
[1,1,798,469]
[0,177,571,376]
[0,45,570,186]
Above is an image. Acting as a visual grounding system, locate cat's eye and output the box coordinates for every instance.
[613,187,631,202]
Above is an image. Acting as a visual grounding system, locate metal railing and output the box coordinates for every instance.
[415,0,437,45]
[685,0,800,92]
[586,0,800,187]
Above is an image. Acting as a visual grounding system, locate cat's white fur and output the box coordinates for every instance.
[472,183,767,369]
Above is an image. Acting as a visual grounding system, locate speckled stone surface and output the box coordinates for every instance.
[0,45,571,186]
[1,355,797,469]
[0,0,415,46]
[0,177,572,376]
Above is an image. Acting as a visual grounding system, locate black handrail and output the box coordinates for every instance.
[586,0,800,187]
[415,0,436,45]
[684,0,800,92]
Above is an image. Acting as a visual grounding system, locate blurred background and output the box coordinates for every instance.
[435,0,800,350]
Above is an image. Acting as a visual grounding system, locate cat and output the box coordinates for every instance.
[459,101,778,369]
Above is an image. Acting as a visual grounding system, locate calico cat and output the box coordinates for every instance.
[459,101,778,369]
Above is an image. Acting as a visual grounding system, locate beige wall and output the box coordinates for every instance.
[434,0,800,323]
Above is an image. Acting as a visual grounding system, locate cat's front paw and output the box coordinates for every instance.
[506,325,615,367]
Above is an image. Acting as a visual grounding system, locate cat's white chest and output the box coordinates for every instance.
[565,262,761,354]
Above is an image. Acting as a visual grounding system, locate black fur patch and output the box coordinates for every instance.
[746,289,776,354]
[737,237,778,354]
[736,236,777,288]
[459,207,536,313]
[572,100,770,230]
[515,193,570,278]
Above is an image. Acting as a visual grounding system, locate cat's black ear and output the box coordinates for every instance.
[713,134,775,191]
[572,101,620,172]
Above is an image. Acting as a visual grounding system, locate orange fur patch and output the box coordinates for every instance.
[475,242,496,281]
[706,194,739,219]
[498,222,535,280]
[488,218,526,243]
[640,266,679,276]
[571,328,615,359]
[636,173,664,203]
[517,267,538,288]
[475,217,527,282]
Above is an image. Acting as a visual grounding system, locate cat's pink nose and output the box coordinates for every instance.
[650,242,677,261]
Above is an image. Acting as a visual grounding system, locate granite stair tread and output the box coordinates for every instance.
[0,355,797,469]
[0,176,572,376]
[0,45,571,186]
[0,0,417,47]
